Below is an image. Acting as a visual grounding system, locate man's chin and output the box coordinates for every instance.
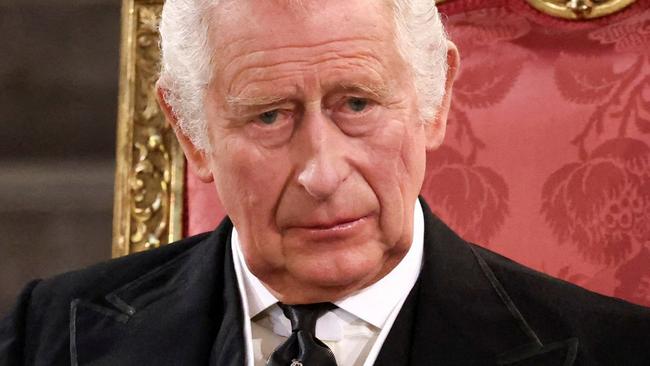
[274,257,386,303]
[272,280,364,304]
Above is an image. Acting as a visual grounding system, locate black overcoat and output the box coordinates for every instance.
[1,200,649,365]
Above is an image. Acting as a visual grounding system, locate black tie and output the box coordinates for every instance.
[266,302,338,366]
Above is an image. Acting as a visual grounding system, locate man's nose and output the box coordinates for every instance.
[295,110,350,200]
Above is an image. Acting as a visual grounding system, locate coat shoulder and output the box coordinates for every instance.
[2,228,226,365]
[472,244,650,363]
[1,217,235,365]
[472,243,650,314]
[30,231,213,309]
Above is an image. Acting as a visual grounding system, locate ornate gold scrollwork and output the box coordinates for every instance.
[525,0,638,19]
[130,134,170,250]
[113,0,185,257]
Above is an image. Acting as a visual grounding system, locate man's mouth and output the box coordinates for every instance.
[285,214,373,240]
[300,215,369,231]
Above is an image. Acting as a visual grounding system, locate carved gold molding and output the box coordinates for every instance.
[436,0,636,19]
[113,0,184,257]
[525,0,637,19]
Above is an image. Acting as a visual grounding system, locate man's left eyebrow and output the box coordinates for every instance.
[335,81,390,99]
[225,94,288,109]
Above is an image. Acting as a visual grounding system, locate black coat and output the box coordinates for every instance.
[2,200,649,365]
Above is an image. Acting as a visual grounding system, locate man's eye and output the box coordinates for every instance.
[346,97,368,112]
[259,110,279,124]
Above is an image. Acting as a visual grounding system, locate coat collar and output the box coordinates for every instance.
[375,198,578,365]
[70,218,245,366]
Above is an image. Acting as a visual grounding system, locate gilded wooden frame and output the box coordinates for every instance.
[113,0,184,257]
[112,0,638,257]
[526,0,637,20]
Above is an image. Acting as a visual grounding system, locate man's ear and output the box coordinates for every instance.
[156,85,214,183]
[425,41,460,150]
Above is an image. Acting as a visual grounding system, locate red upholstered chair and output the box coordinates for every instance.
[113,0,650,307]
[422,0,650,307]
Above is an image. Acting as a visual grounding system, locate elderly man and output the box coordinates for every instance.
[1,0,649,365]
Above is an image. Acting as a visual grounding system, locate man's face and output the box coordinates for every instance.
[173,0,450,303]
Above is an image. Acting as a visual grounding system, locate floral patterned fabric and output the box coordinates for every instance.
[186,0,650,307]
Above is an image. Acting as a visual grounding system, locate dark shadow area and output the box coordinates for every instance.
[0,0,120,316]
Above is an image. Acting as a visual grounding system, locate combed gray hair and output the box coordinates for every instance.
[159,0,449,151]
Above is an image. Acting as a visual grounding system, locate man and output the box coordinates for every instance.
[1,0,649,365]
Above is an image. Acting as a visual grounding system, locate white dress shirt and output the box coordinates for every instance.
[231,200,424,366]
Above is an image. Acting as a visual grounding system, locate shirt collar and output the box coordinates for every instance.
[232,199,425,329]
[232,227,278,318]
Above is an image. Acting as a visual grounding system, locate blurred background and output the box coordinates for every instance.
[0,0,121,316]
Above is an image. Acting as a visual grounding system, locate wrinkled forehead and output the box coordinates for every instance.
[208,0,396,59]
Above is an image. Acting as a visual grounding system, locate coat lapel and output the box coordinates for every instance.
[376,199,578,366]
[70,219,246,366]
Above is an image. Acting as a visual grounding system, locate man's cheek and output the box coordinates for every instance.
[374,120,426,183]
[211,146,269,215]
[363,128,413,181]
[367,117,409,153]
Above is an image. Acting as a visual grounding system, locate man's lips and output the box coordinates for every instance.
[281,213,375,241]
[285,214,371,231]
[299,216,367,230]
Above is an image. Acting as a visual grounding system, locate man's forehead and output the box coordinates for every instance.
[205,0,402,100]
[209,0,394,53]
[214,0,390,16]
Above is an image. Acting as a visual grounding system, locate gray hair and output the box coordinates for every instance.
[158,0,449,151]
